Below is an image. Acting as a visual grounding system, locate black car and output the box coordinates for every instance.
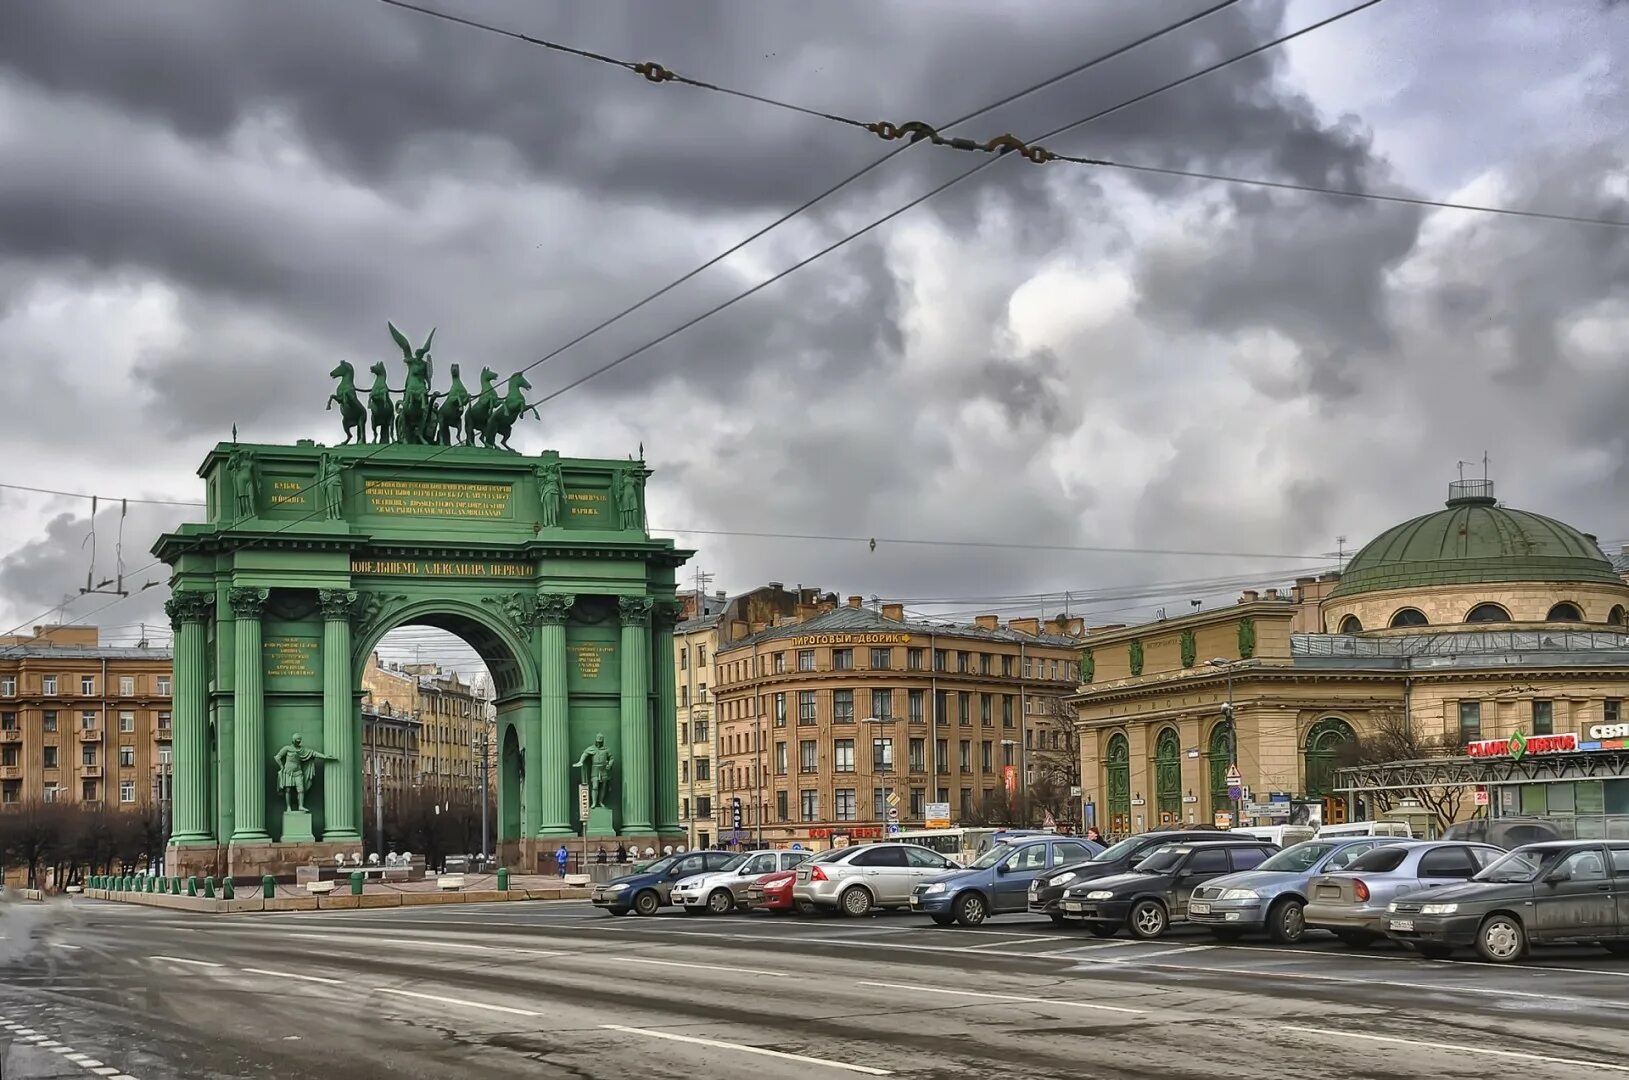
[1027,829,1236,923]
[589,850,739,916]
[1386,840,1629,962]
[1057,839,1278,939]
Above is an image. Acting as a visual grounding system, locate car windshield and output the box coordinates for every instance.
[1132,847,1187,873]
[1094,836,1156,863]
[639,855,679,875]
[1256,842,1338,873]
[717,854,750,873]
[1474,849,1548,883]
[967,842,1020,869]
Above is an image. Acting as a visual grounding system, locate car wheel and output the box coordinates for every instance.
[1475,915,1526,963]
[840,886,874,918]
[954,893,988,927]
[1088,923,1118,938]
[1268,898,1306,944]
[707,889,735,915]
[633,890,660,917]
[1049,913,1069,927]
[1604,942,1629,957]
[1335,930,1377,948]
[1129,900,1168,940]
[1412,943,1454,960]
[930,914,956,927]
[1209,929,1245,942]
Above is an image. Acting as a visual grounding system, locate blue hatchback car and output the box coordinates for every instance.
[909,835,1104,926]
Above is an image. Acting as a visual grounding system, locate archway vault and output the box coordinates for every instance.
[153,439,692,879]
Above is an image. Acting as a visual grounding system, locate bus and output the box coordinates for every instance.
[880,827,1004,865]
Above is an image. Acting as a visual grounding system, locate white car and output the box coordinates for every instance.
[670,849,812,914]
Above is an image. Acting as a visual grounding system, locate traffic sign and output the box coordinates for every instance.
[886,823,900,835]
[887,807,900,821]
[1227,785,1243,801]
[1474,787,1489,807]
[1225,765,1242,786]
[886,792,901,808]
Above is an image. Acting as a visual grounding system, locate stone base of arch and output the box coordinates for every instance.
[166,840,367,883]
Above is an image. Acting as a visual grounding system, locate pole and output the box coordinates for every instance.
[374,756,384,855]
[479,729,490,863]
[1228,668,1239,828]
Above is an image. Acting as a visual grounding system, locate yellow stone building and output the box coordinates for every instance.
[1073,480,1629,838]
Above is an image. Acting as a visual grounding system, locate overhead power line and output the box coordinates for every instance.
[375,0,1629,231]
[0,480,205,508]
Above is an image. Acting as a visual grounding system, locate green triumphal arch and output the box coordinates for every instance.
[155,332,690,878]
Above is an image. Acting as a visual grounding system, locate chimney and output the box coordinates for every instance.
[1240,590,1259,604]
[768,581,784,590]
[1008,618,1040,636]
[1264,588,1280,601]
[1065,617,1084,637]
[847,595,863,609]
[974,615,999,631]
[881,603,905,622]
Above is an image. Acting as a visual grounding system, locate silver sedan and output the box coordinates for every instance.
[793,842,958,917]
[1304,841,1504,945]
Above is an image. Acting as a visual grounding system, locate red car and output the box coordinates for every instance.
[742,868,797,913]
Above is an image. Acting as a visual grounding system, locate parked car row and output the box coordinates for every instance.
[588,829,1629,964]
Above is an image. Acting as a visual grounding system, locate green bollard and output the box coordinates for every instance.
[350,871,363,896]
[187,876,198,897]
[497,867,510,891]
[203,876,215,899]
[146,876,156,893]
[262,875,276,900]
[222,877,235,900]
[171,876,182,894]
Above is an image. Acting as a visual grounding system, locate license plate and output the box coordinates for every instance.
[1317,886,1340,899]
[1389,918,1414,932]
[1063,901,1083,913]
[1190,902,1211,915]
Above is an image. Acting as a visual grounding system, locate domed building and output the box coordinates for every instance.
[1072,480,1629,838]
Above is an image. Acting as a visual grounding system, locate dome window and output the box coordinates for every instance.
[1546,602,1583,622]
[1338,614,1363,634]
[1465,603,1511,623]
[1611,605,1627,628]
[1389,608,1428,628]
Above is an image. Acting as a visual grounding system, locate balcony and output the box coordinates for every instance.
[81,765,103,778]
[0,729,20,743]
[0,765,21,780]
[78,727,103,743]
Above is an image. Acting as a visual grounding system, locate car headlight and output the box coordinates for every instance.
[1085,890,1115,900]
[1387,901,1398,913]
[922,882,946,895]
[1048,872,1077,888]
[1219,889,1258,901]
[604,883,629,893]
[1420,903,1458,915]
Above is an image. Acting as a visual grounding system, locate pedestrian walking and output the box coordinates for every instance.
[594,844,608,865]
[554,844,569,877]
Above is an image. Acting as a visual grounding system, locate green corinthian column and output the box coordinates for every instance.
[618,596,654,833]
[653,601,682,835]
[229,586,272,843]
[165,592,215,845]
[537,593,576,837]
[319,589,360,842]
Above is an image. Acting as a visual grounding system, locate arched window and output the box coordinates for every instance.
[1304,717,1356,800]
[1338,614,1363,634]
[1611,605,1627,628]
[1154,728,1181,822]
[1389,608,1428,628]
[1207,722,1234,817]
[1546,602,1583,622]
[1465,603,1511,623]
[1105,733,1130,832]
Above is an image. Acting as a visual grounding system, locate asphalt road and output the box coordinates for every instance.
[3,895,1629,1079]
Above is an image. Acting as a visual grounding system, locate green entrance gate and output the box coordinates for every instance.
[156,353,690,877]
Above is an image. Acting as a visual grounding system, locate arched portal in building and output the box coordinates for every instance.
[1154,728,1181,824]
[1304,717,1356,821]
[1105,733,1130,834]
[1207,721,1233,818]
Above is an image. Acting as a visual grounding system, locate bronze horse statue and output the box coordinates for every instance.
[366,361,395,445]
[326,361,368,444]
[464,367,501,447]
[482,373,540,452]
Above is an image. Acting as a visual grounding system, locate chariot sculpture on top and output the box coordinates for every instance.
[326,324,541,451]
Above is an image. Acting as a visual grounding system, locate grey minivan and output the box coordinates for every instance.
[909,835,1103,926]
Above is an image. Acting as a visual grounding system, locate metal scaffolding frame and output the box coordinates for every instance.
[1336,749,1629,794]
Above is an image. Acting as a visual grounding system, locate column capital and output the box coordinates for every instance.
[652,600,684,628]
[318,588,360,620]
[164,591,215,630]
[618,596,654,627]
[228,586,270,619]
[537,593,575,626]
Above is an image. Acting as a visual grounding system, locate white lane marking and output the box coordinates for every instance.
[602,1024,891,1075]
[960,936,1065,950]
[90,1070,121,1077]
[937,928,1078,939]
[1104,944,1216,964]
[860,981,1145,1015]
[1041,939,1145,954]
[79,1059,106,1068]
[15,1028,36,1035]
[1287,1026,1629,1073]
[1161,962,1618,1006]
[273,931,560,957]
[23,1034,46,1042]
[51,1045,75,1053]
[148,956,222,968]
[602,956,786,978]
[38,1039,60,1047]
[373,987,539,1017]
[66,1054,94,1063]
[241,967,343,985]
[50,943,83,951]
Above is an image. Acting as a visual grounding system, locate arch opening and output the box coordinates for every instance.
[1546,602,1583,622]
[1465,602,1511,623]
[1338,614,1364,634]
[1388,607,1428,628]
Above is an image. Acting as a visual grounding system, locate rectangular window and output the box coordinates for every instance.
[799,691,817,724]
[800,739,818,773]
[935,690,949,724]
[835,789,856,822]
[980,654,992,676]
[42,676,57,696]
[775,741,788,776]
[82,780,97,802]
[981,740,993,773]
[833,690,854,724]
[696,795,712,818]
[694,719,708,743]
[909,737,926,772]
[0,712,14,731]
[1023,657,1033,679]
[957,652,970,673]
[832,648,854,671]
[774,692,787,727]
[0,746,16,767]
[1003,742,1016,767]
[158,748,170,766]
[801,790,818,822]
[797,649,816,672]
[907,648,925,671]
[834,739,855,773]
[1002,655,1013,678]
[156,676,171,696]
[935,738,948,774]
[959,692,971,726]
[873,737,893,772]
[870,647,892,670]
[681,759,690,783]
[871,688,892,721]
[980,694,992,727]
[697,644,707,665]
[959,740,971,772]
[82,743,97,766]
[1458,701,1482,743]
[909,787,925,818]
[119,711,135,733]
[933,649,947,672]
[1531,699,1554,736]
[873,787,887,818]
[773,651,786,674]
[81,711,98,730]
[119,745,135,768]
[43,746,58,769]
[81,675,96,695]
[0,677,13,697]
[681,685,690,708]
[695,757,711,781]
[1607,700,1623,725]
[1002,696,1014,728]
[776,790,788,821]
[908,689,925,724]
[960,787,972,819]
[680,646,688,671]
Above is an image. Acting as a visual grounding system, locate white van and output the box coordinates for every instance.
[1231,824,1317,848]
[1316,820,1413,839]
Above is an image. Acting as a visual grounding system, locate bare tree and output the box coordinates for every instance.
[0,800,70,889]
[1026,696,1080,829]
[1335,709,1470,833]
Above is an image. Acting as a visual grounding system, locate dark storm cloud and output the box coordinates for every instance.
[0,506,178,635]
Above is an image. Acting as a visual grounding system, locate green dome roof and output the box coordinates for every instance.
[1329,482,1620,599]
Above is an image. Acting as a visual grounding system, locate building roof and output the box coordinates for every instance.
[1328,480,1621,599]
[718,604,1080,653]
[0,645,172,661]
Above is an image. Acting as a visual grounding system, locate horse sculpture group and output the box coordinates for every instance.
[326,324,539,451]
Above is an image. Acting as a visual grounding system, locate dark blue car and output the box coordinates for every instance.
[909,835,1103,926]
[590,850,738,916]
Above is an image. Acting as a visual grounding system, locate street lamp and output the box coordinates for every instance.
[1207,658,1239,826]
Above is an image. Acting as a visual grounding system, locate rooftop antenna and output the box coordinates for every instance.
[1336,535,1347,569]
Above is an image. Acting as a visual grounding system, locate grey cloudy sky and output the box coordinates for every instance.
[1,0,1627,668]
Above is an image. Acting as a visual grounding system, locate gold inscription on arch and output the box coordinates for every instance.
[362,479,512,519]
